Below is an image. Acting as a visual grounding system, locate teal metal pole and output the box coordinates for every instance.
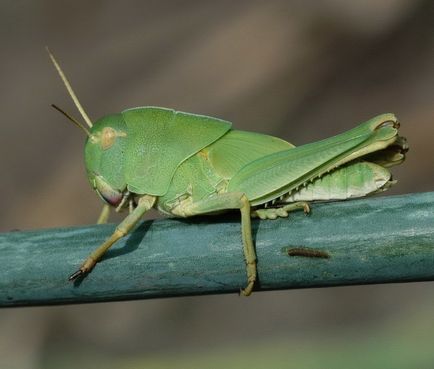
[1,192,433,307]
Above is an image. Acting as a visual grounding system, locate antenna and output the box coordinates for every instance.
[51,104,92,137]
[46,47,93,128]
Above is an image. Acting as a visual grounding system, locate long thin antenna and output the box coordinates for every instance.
[46,47,93,128]
[51,104,91,137]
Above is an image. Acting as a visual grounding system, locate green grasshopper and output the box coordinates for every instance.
[48,50,407,296]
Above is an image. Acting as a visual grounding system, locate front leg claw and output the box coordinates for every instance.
[68,269,86,281]
[68,257,97,282]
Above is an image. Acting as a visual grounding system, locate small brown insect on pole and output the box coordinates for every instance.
[285,247,330,259]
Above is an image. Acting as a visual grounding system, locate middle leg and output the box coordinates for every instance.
[174,192,257,296]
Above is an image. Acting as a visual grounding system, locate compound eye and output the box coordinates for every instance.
[90,127,127,150]
[101,127,117,150]
[94,175,123,206]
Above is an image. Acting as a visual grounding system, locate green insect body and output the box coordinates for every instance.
[48,50,408,296]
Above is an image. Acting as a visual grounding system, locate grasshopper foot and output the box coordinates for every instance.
[252,201,310,220]
[68,269,86,281]
[68,257,96,281]
[241,281,255,296]
[240,263,256,296]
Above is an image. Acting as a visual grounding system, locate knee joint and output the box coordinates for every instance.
[115,228,127,238]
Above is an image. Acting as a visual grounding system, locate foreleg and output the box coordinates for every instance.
[69,195,156,281]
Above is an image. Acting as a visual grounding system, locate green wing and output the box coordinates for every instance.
[122,107,231,196]
[205,130,294,180]
[227,114,400,205]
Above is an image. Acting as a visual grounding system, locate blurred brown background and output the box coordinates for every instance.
[0,1,433,368]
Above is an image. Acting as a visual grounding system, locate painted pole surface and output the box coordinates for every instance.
[1,192,433,307]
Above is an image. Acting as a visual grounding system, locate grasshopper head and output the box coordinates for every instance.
[84,114,129,207]
[47,49,131,208]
